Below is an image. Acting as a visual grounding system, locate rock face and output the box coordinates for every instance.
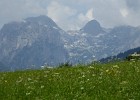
[0,15,140,71]
[63,20,108,64]
[63,21,140,64]
[81,20,104,34]
[0,15,68,70]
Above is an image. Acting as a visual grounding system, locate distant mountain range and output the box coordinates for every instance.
[64,19,140,64]
[0,15,140,71]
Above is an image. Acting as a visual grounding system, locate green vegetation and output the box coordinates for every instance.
[126,53,140,61]
[0,61,140,100]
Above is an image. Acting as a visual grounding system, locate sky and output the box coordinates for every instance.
[0,0,140,30]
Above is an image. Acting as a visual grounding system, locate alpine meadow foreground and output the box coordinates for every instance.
[0,61,140,100]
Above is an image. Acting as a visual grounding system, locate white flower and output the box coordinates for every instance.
[41,85,45,89]
[113,65,119,68]
[82,75,85,78]
[27,78,32,81]
[44,75,47,78]
[26,92,31,96]
[41,66,45,69]
[81,87,84,90]
[54,73,60,75]
[16,79,22,83]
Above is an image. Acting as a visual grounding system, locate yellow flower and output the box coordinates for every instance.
[5,80,7,83]
[113,65,119,68]
[106,69,109,73]
[120,81,128,85]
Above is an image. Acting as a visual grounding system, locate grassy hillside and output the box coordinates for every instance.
[0,61,140,100]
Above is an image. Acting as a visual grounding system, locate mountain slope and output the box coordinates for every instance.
[80,20,105,34]
[0,16,140,70]
[100,47,140,62]
[0,15,68,70]
[64,21,140,64]
[63,20,108,64]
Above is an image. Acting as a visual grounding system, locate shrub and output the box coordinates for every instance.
[58,62,72,68]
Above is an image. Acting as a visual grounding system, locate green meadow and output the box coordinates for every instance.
[0,61,140,100]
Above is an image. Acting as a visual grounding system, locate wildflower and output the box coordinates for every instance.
[82,75,85,78]
[55,94,59,97]
[113,65,119,68]
[19,77,22,79]
[5,80,7,83]
[54,73,60,75]
[92,74,95,77]
[120,81,128,85]
[27,86,31,89]
[106,69,109,73]
[100,72,103,76]
[41,85,45,89]
[44,75,47,78]
[30,81,35,84]
[16,79,22,83]
[41,65,45,69]
[44,71,50,73]
[89,66,94,69]
[98,76,102,80]
[105,69,112,75]
[27,78,32,81]
[80,81,85,84]
[80,87,84,90]
[26,92,31,96]
[34,80,38,83]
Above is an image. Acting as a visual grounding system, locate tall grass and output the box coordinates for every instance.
[0,60,140,99]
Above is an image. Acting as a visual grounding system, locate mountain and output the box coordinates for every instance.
[63,20,108,64]
[64,21,140,64]
[0,15,140,71]
[100,47,140,62]
[0,62,8,71]
[80,20,105,34]
[0,15,68,70]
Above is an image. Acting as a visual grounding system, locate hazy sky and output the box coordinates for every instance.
[0,0,140,30]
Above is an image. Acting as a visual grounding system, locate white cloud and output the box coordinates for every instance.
[125,0,140,11]
[47,1,77,30]
[120,8,129,18]
[46,1,95,30]
[0,0,140,30]
[77,8,95,29]
[0,0,48,28]
[86,8,94,21]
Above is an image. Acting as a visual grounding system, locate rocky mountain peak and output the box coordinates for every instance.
[86,20,101,27]
[24,15,57,27]
[1,15,140,71]
[0,15,68,70]
[81,20,104,34]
